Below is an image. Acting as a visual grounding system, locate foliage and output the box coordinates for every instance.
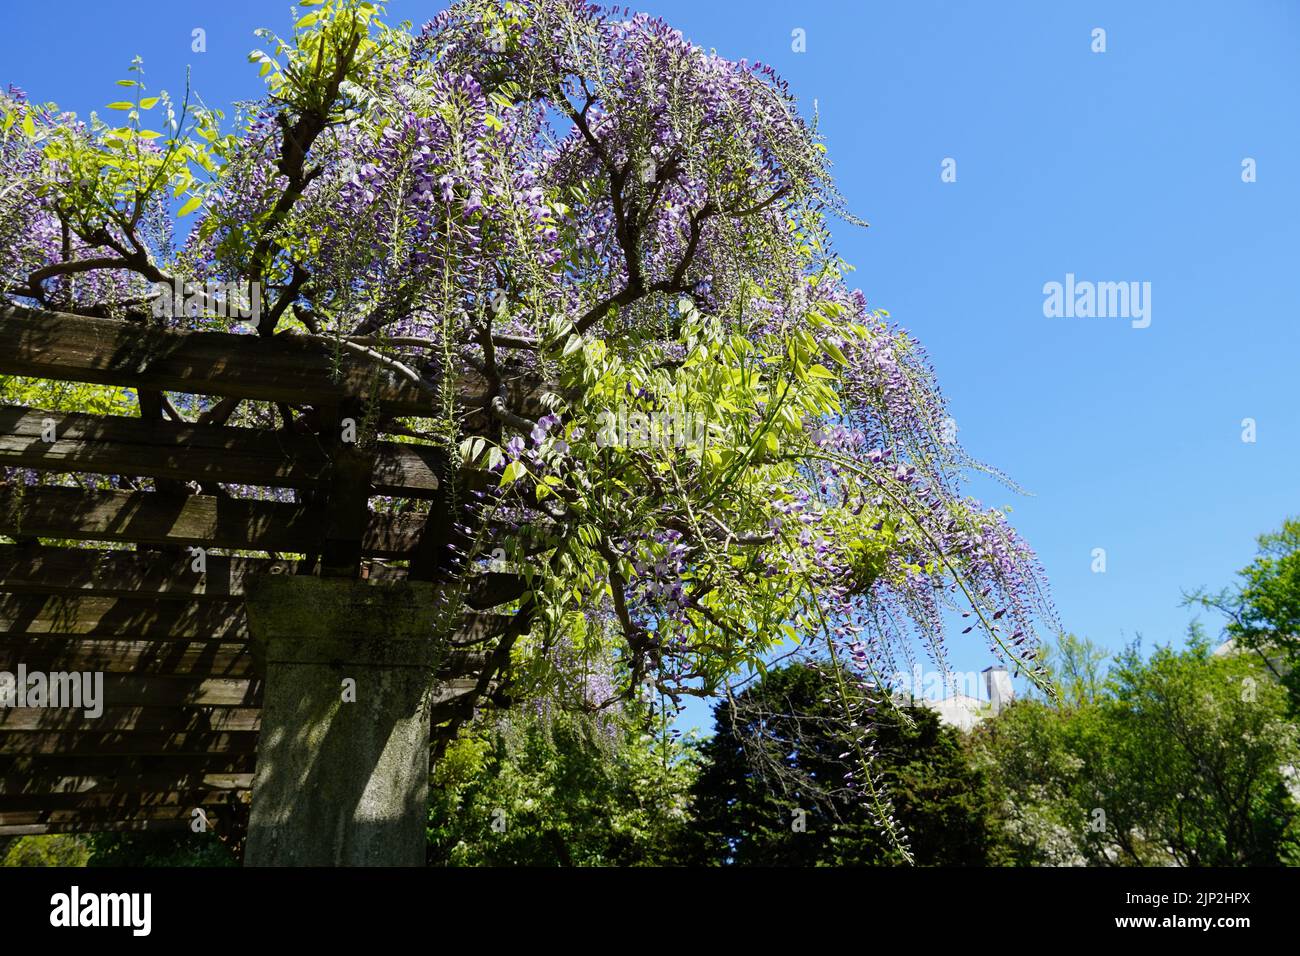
[972,634,1300,866]
[1033,631,1109,708]
[0,375,136,418]
[0,830,236,867]
[427,705,697,866]
[685,661,1009,866]
[84,830,239,867]
[1,834,91,867]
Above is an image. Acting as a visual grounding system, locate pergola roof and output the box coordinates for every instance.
[0,305,529,840]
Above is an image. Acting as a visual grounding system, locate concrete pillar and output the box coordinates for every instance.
[243,575,448,866]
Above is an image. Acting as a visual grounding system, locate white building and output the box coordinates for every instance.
[897,666,1015,731]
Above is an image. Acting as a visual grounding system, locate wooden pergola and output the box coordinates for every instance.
[0,304,532,851]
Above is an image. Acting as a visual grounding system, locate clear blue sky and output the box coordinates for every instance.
[5,1,1298,725]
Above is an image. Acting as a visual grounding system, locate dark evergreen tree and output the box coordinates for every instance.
[685,662,1007,866]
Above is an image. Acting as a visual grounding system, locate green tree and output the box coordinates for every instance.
[1189,517,1300,713]
[0,830,236,867]
[973,634,1300,866]
[427,708,696,866]
[1036,632,1110,708]
[685,662,1008,866]
[967,698,1088,865]
[85,831,238,867]
[1,834,90,867]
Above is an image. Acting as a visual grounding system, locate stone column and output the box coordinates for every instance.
[243,575,448,866]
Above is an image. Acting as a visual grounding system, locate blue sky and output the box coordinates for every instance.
[4,1,1298,726]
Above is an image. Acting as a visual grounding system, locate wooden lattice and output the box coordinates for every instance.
[0,305,530,839]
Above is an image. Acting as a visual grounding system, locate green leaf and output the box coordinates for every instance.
[499,461,527,486]
[823,340,849,365]
[177,195,202,216]
[458,436,486,465]
[138,97,160,110]
[106,101,134,110]
[21,113,35,138]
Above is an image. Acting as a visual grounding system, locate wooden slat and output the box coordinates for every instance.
[0,730,259,756]
[433,677,482,702]
[439,649,489,676]
[0,406,443,498]
[0,546,303,600]
[0,674,483,708]
[464,572,529,610]
[0,754,256,792]
[0,771,252,796]
[73,676,261,707]
[0,638,251,675]
[0,304,440,416]
[0,593,247,639]
[0,642,484,682]
[0,820,189,835]
[450,612,517,646]
[0,803,240,828]
[0,706,261,733]
[0,486,422,556]
[0,790,242,813]
[0,546,526,606]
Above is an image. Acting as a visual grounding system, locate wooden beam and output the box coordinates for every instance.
[449,612,517,646]
[1,772,252,797]
[0,486,422,556]
[0,406,443,498]
[0,790,243,813]
[0,731,259,756]
[0,593,248,639]
[0,802,241,828]
[0,304,439,416]
[74,676,261,707]
[0,638,252,675]
[464,572,529,610]
[0,706,261,733]
[321,440,373,577]
[0,546,306,601]
[0,546,526,605]
[0,753,256,790]
[0,674,483,708]
[0,819,193,835]
[0,641,484,682]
